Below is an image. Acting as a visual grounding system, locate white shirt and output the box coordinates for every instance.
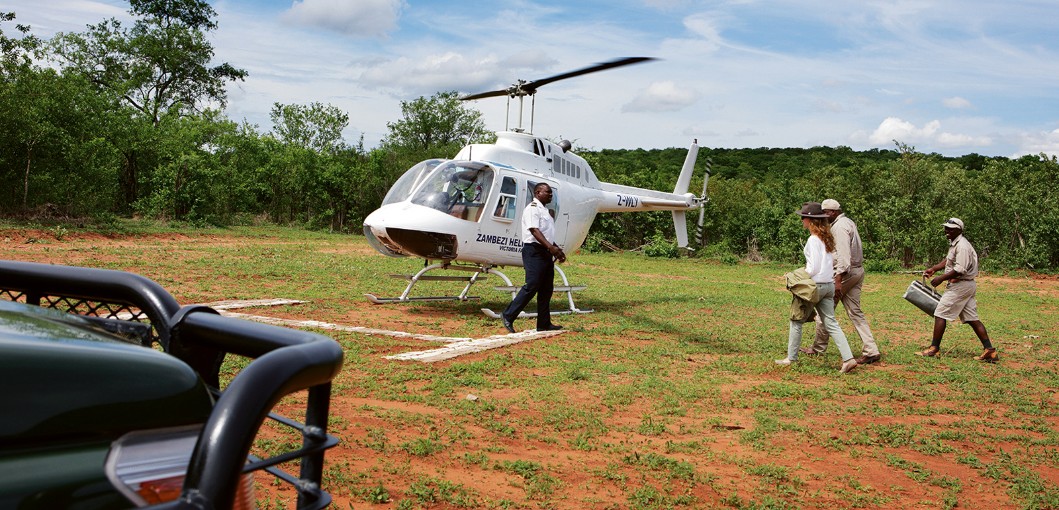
[803,234,835,283]
[521,198,556,244]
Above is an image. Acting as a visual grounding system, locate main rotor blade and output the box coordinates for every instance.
[461,88,511,101]
[521,57,655,94]
[460,57,656,101]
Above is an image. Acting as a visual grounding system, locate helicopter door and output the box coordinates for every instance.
[526,180,566,246]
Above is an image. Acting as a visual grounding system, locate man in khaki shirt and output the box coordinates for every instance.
[803,199,882,364]
[915,218,997,362]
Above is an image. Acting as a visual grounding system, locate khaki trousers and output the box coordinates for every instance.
[809,266,879,356]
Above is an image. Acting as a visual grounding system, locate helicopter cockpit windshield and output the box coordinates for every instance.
[410,161,494,222]
[381,159,446,207]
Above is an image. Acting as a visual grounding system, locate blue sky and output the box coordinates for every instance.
[9,0,1059,157]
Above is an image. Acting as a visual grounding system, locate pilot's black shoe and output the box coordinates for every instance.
[502,316,516,334]
[540,324,563,331]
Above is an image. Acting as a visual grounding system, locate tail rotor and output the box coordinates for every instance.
[694,157,712,248]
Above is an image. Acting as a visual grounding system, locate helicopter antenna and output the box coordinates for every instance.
[461,57,656,133]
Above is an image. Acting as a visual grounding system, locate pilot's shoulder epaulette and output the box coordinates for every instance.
[529,202,538,207]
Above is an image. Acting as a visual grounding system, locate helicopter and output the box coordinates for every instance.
[362,57,710,318]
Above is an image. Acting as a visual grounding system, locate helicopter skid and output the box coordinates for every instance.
[485,265,593,316]
[492,285,587,293]
[388,274,486,282]
[367,262,594,316]
[365,293,481,304]
[367,262,504,306]
[480,307,593,319]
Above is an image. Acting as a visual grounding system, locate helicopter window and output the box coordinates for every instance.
[382,159,446,206]
[410,161,493,221]
[527,181,558,219]
[493,177,517,220]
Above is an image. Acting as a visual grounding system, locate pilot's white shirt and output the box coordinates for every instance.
[521,198,555,245]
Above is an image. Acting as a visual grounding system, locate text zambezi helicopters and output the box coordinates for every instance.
[363,57,709,317]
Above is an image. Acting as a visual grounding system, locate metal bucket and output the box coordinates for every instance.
[903,278,942,316]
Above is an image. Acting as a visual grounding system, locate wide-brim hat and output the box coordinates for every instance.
[942,217,964,230]
[795,202,828,219]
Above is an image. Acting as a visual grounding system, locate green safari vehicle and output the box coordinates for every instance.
[0,260,344,509]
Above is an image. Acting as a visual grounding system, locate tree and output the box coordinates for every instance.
[0,13,123,215]
[0,11,39,76]
[50,0,246,127]
[48,0,247,210]
[270,102,349,154]
[383,91,489,155]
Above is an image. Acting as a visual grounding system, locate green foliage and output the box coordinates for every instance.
[383,90,490,154]
[4,8,1059,270]
[399,436,444,456]
[644,233,680,258]
[583,144,1059,270]
[405,476,478,507]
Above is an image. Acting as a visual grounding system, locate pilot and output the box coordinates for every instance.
[500,182,565,333]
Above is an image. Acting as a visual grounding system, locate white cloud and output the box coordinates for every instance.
[681,12,727,52]
[622,81,698,113]
[359,53,502,97]
[936,131,991,148]
[282,0,404,38]
[869,117,939,144]
[867,117,992,150]
[1013,128,1059,159]
[11,0,1059,156]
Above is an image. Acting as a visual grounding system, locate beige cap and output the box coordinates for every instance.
[821,199,841,211]
[942,217,964,230]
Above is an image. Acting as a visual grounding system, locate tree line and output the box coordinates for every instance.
[584,143,1059,272]
[2,3,1057,271]
[0,3,487,232]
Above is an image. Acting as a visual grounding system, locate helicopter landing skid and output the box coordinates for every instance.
[480,265,593,318]
[365,262,502,304]
[365,294,481,304]
[366,263,593,316]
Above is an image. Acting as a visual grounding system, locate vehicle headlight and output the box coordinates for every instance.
[105,425,256,509]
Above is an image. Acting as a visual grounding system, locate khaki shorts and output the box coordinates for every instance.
[934,279,979,322]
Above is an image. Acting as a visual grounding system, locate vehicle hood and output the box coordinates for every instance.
[0,301,213,447]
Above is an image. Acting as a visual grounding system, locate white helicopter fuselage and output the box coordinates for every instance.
[363,130,701,268]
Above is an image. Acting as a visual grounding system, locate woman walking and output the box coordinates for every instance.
[777,202,858,373]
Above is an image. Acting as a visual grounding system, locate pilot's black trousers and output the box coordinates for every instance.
[502,242,554,329]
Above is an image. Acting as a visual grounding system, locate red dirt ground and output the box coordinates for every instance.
[3,228,1057,509]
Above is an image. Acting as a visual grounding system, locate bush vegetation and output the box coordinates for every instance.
[3,5,1057,271]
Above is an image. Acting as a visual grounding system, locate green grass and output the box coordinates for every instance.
[6,223,1059,509]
